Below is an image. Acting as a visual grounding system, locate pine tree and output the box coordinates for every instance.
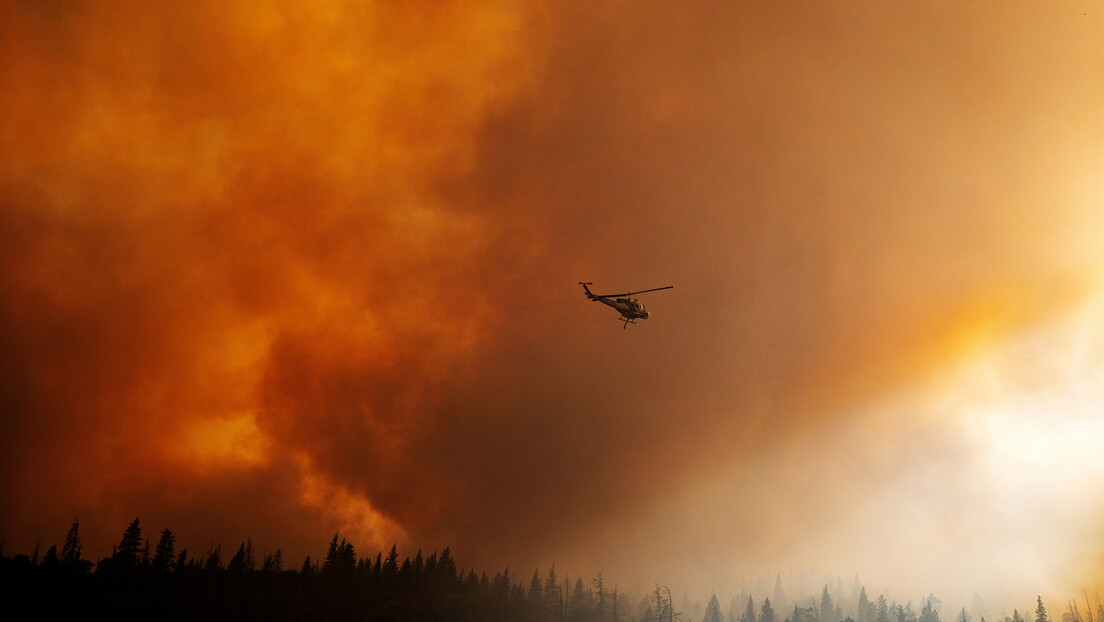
[744,596,757,622]
[593,573,608,622]
[640,595,656,622]
[877,596,890,622]
[399,557,414,587]
[41,545,59,568]
[651,585,679,622]
[228,542,249,573]
[115,517,143,567]
[60,519,83,568]
[1037,598,1049,622]
[204,544,222,570]
[858,588,874,622]
[382,544,399,582]
[775,577,787,612]
[411,549,424,589]
[493,568,512,618]
[529,569,545,620]
[704,594,725,622]
[322,536,351,576]
[152,529,175,571]
[323,535,341,572]
[546,564,563,621]
[822,588,835,622]
[438,547,457,585]
[761,598,776,622]
[463,568,479,593]
[572,577,591,621]
[920,600,940,622]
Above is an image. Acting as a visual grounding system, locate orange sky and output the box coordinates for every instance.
[2,0,1103,614]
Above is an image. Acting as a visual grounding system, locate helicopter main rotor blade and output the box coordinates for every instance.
[624,286,673,296]
[592,286,674,297]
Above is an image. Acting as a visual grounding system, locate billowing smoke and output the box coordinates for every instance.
[2,0,1102,611]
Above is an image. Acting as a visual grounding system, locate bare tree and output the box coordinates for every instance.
[652,585,681,622]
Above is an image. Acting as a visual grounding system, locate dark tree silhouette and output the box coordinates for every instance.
[204,544,222,570]
[228,541,250,573]
[651,584,679,622]
[571,577,592,622]
[529,568,545,621]
[0,514,1086,622]
[381,544,399,582]
[60,519,83,569]
[41,544,59,568]
[321,535,354,575]
[437,546,457,586]
[114,517,143,567]
[546,563,563,621]
[152,528,175,571]
[593,573,608,622]
[411,549,424,590]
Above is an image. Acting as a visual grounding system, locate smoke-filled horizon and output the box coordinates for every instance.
[2,0,1103,613]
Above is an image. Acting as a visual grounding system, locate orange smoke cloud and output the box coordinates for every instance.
[0,0,526,559]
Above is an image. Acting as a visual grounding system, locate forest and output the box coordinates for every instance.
[0,517,1095,622]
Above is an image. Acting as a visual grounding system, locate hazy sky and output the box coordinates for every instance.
[2,0,1103,613]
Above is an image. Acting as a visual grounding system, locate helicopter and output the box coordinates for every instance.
[580,282,673,328]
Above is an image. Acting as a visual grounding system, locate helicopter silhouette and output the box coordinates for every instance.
[580,282,673,328]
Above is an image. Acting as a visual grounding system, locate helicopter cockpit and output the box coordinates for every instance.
[618,297,647,317]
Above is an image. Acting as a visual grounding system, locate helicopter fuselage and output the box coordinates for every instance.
[580,282,670,328]
[594,295,649,321]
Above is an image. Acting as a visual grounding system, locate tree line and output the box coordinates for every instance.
[0,517,1096,622]
[705,580,1101,622]
[0,516,667,621]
